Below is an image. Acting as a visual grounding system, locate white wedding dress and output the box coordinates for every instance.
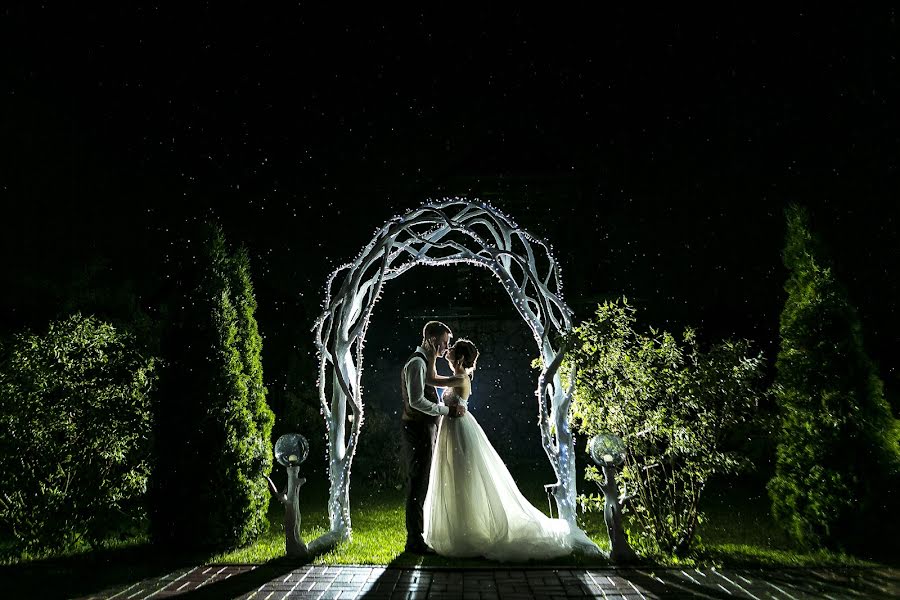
[423,390,599,561]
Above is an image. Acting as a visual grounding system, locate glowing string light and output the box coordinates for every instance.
[309,198,585,549]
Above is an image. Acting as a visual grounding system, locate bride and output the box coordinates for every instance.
[422,338,599,561]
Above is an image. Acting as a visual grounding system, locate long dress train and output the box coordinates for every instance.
[423,391,598,561]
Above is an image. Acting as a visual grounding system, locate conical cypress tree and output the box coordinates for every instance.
[767,205,900,549]
[217,245,274,544]
[151,224,274,549]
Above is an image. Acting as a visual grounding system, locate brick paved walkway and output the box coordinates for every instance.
[73,564,900,599]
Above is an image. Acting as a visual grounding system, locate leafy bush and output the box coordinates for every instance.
[151,224,274,549]
[566,299,766,557]
[768,205,900,549]
[353,406,404,491]
[276,345,327,477]
[0,314,156,553]
[279,387,327,476]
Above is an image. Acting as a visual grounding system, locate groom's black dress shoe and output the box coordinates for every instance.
[404,543,437,555]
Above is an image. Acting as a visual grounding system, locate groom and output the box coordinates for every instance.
[401,320,466,554]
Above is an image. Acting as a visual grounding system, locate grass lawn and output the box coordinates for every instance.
[208,468,889,569]
[3,468,894,574]
[3,468,895,598]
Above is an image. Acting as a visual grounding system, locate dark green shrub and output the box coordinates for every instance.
[353,405,403,491]
[280,388,326,478]
[151,225,274,549]
[768,205,900,549]
[0,314,156,553]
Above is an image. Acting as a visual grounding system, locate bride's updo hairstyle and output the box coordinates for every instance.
[451,339,480,374]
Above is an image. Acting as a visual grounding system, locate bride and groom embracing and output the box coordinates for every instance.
[400,321,598,561]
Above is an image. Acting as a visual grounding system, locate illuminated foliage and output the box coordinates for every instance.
[566,299,766,557]
[768,205,900,549]
[0,314,156,553]
[151,224,274,549]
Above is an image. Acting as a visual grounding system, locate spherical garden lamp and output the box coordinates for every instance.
[588,433,627,468]
[588,433,637,563]
[275,433,310,467]
[267,433,310,558]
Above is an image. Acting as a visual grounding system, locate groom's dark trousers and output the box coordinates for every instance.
[401,420,437,549]
[400,350,441,550]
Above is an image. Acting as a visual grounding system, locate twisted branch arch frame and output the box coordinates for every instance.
[310,198,583,547]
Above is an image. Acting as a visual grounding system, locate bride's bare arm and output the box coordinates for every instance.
[426,373,467,387]
[425,358,467,387]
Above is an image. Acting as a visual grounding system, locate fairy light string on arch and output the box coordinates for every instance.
[310,197,584,545]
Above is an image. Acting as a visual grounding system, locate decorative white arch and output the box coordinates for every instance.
[310,198,582,549]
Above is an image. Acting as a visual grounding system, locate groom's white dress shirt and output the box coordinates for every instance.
[404,345,450,417]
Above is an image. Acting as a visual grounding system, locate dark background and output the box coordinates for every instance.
[2,7,898,457]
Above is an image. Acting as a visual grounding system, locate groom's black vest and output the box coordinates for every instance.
[401,351,440,424]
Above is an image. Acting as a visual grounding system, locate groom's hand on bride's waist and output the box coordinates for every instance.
[449,405,466,418]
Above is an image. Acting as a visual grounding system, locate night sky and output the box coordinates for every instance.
[2,7,898,411]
